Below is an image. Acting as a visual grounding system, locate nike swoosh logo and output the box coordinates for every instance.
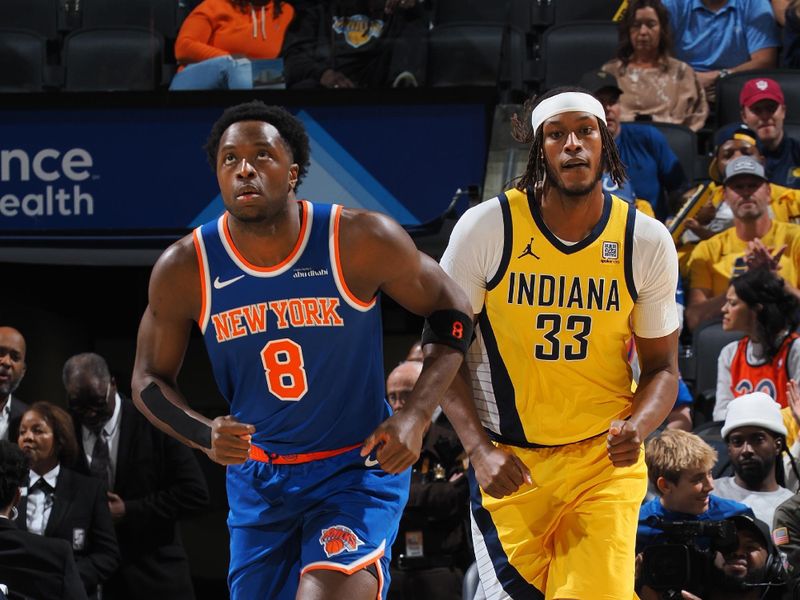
[364,457,380,467]
[213,275,245,290]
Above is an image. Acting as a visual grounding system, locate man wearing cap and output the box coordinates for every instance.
[714,392,794,526]
[678,124,800,271]
[661,0,779,100]
[685,155,800,330]
[712,514,788,599]
[580,69,688,222]
[438,87,680,599]
[740,77,800,189]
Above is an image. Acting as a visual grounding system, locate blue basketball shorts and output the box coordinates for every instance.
[226,446,411,600]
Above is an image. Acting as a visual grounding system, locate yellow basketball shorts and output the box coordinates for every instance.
[469,435,647,600]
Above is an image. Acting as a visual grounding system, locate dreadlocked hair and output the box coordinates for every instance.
[511,86,627,192]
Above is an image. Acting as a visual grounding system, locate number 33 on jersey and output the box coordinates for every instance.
[477,189,637,447]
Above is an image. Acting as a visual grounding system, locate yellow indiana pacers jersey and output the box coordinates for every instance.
[475,188,637,446]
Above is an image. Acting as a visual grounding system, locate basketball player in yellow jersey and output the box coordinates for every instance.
[437,87,681,600]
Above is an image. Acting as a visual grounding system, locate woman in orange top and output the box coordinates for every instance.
[170,0,294,90]
[715,268,800,420]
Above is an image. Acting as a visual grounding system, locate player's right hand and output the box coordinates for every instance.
[204,415,255,465]
[470,443,533,498]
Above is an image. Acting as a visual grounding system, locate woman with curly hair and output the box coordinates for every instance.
[601,0,708,131]
[171,0,294,90]
[715,268,800,420]
[16,402,119,600]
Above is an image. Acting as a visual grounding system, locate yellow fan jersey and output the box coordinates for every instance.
[475,188,637,446]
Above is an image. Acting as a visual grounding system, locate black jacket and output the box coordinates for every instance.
[16,467,120,598]
[0,517,88,600]
[72,396,209,600]
[282,0,426,88]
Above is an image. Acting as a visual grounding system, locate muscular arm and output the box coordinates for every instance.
[730,47,778,73]
[340,210,472,472]
[608,331,679,466]
[438,359,530,497]
[131,236,254,464]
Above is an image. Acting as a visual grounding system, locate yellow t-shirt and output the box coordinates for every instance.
[688,220,800,296]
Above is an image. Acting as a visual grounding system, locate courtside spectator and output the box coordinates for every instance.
[0,327,26,442]
[282,0,427,89]
[740,78,800,189]
[715,269,800,419]
[637,429,752,550]
[170,0,294,90]
[714,393,794,525]
[686,156,800,330]
[0,440,88,600]
[582,69,689,221]
[661,0,779,101]
[602,0,708,131]
[386,361,469,600]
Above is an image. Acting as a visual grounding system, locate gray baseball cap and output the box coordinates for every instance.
[723,156,767,185]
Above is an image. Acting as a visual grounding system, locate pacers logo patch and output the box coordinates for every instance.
[319,525,364,557]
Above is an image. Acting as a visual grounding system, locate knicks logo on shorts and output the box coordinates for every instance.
[319,525,364,557]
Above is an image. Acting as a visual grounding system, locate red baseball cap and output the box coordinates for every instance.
[739,78,785,108]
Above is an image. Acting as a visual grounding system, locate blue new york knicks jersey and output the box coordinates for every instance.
[193,201,388,455]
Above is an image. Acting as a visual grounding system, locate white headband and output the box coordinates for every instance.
[530,92,606,133]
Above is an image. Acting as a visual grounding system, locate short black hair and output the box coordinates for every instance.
[204,101,311,187]
[0,440,28,510]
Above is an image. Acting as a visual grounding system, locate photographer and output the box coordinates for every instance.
[644,514,787,600]
[711,514,787,600]
[637,430,754,598]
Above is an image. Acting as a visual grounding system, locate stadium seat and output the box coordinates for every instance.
[64,28,164,91]
[0,30,48,92]
[540,22,618,90]
[427,24,509,88]
[80,0,180,41]
[688,320,743,420]
[434,0,510,24]
[643,122,700,183]
[0,0,60,40]
[716,69,800,127]
[552,0,627,24]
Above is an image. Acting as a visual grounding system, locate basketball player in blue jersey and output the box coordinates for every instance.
[130,101,474,600]
[436,88,681,599]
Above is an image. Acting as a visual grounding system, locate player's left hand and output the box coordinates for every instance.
[607,419,642,467]
[361,408,427,473]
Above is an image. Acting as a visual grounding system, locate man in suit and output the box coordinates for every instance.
[0,439,88,600]
[63,353,210,600]
[0,327,27,442]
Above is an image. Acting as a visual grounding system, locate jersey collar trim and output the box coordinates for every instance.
[526,189,613,255]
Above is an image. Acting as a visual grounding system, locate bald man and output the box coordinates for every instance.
[386,360,469,600]
[0,327,27,441]
[387,361,423,413]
